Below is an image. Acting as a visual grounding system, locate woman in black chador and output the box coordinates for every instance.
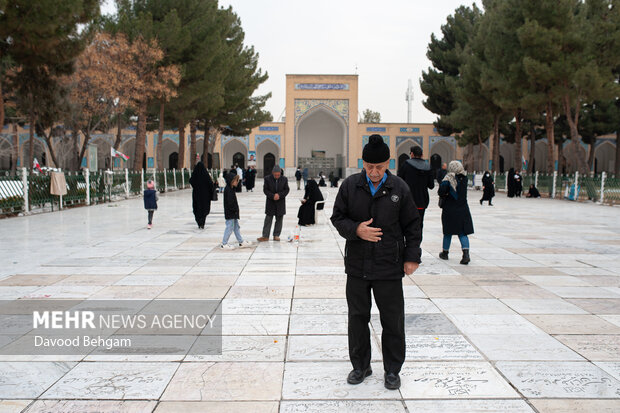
[480,171,495,206]
[244,166,256,192]
[189,161,214,229]
[297,179,324,226]
[507,167,516,198]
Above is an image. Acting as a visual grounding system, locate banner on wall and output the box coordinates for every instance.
[248,151,257,167]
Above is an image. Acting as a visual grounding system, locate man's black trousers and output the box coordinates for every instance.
[346,275,405,374]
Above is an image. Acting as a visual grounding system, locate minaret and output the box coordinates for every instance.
[405,78,414,123]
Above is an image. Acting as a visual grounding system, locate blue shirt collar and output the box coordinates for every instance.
[366,172,387,196]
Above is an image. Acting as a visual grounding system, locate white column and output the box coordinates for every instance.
[22,167,29,213]
[181,168,185,188]
[552,170,558,199]
[173,168,177,188]
[600,171,606,204]
[164,168,168,192]
[535,171,539,188]
[85,169,90,205]
[125,168,129,198]
[141,169,145,192]
[505,172,508,192]
[153,169,157,189]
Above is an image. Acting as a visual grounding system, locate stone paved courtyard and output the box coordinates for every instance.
[0,182,619,412]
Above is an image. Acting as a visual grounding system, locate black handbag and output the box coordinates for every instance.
[212,187,218,201]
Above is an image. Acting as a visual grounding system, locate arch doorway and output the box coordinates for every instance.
[256,139,280,177]
[233,152,245,169]
[264,153,275,176]
[594,142,616,173]
[223,139,248,169]
[168,152,178,169]
[499,155,505,173]
[297,105,346,177]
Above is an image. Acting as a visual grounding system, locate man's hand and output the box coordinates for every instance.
[356,218,382,242]
[274,193,280,201]
[404,261,419,275]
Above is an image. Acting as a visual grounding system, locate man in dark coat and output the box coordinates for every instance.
[189,161,214,229]
[397,145,434,236]
[331,134,421,391]
[295,167,302,190]
[257,165,290,241]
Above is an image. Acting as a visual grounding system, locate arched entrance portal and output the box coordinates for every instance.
[396,140,421,171]
[233,152,245,169]
[594,142,616,173]
[297,106,346,177]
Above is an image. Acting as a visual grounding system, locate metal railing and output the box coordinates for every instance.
[466,170,619,205]
[0,167,198,218]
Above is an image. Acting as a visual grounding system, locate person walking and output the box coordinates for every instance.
[331,134,422,391]
[515,170,523,197]
[295,167,302,190]
[302,167,309,188]
[220,173,252,249]
[438,160,474,265]
[143,180,158,229]
[189,161,214,229]
[397,145,434,236]
[257,165,290,242]
[480,171,495,206]
[297,179,324,226]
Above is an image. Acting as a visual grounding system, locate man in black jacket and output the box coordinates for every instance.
[331,134,421,391]
[257,165,290,242]
[398,146,434,236]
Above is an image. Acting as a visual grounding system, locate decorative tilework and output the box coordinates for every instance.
[160,134,179,145]
[148,157,154,168]
[362,135,390,147]
[221,135,249,148]
[91,134,115,145]
[400,127,420,133]
[259,126,279,131]
[396,136,423,148]
[429,135,457,149]
[279,158,285,168]
[255,135,281,147]
[295,83,349,90]
[187,134,204,145]
[358,159,363,169]
[294,99,349,125]
[389,159,395,169]
[367,127,386,132]
[81,157,87,168]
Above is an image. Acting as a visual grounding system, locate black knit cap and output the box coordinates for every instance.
[362,134,390,163]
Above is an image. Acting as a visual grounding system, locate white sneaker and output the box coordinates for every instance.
[220,243,235,250]
[238,240,252,248]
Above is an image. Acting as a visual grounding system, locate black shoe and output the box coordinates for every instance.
[480,199,483,205]
[439,250,449,260]
[384,372,401,390]
[489,203,493,206]
[460,249,470,265]
[347,367,372,384]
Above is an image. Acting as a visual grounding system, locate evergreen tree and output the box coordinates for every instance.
[420,5,482,136]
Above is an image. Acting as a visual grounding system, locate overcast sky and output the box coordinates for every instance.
[102,0,482,124]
